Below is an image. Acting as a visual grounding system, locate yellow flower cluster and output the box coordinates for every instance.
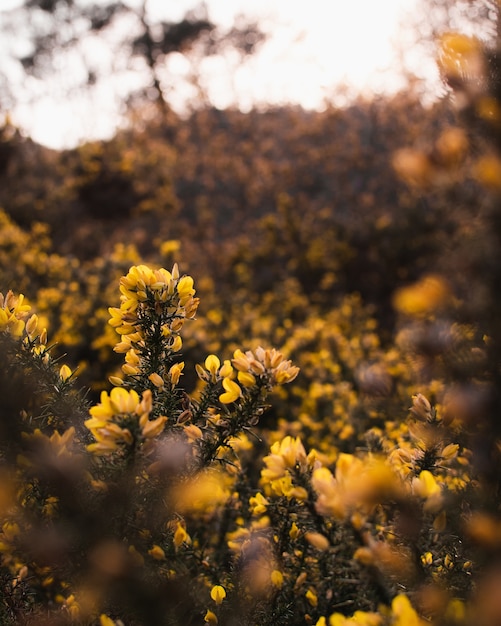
[108,264,199,379]
[261,436,315,500]
[315,594,425,626]
[312,454,403,521]
[0,290,31,337]
[85,387,166,455]
[196,347,299,405]
[232,346,300,387]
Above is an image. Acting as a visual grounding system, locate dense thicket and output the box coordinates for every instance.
[2,37,501,621]
[0,93,481,369]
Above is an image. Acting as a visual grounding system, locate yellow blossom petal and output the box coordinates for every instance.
[219,378,242,404]
[59,364,72,382]
[204,610,218,624]
[148,545,166,560]
[210,585,226,605]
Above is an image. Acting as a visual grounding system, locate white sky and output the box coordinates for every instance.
[5,0,435,149]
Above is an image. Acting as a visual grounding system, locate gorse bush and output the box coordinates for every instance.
[4,7,501,625]
[0,255,490,626]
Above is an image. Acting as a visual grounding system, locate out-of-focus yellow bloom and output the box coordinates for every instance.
[413,470,441,499]
[445,599,466,622]
[100,615,116,626]
[204,609,218,624]
[173,522,191,549]
[249,492,268,516]
[466,512,501,547]
[184,424,203,441]
[141,415,167,439]
[313,454,403,520]
[305,588,318,607]
[436,127,468,165]
[473,155,501,190]
[354,547,374,566]
[305,531,330,551]
[159,239,180,256]
[271,569,284,588]
[409,393,433,422]
[438,32,483,81]
[289,521,300,540]
[329,611,382,626]
[174,470,232,514]
[393,275,451,316]
[148,544,165,560]
[392,148,432,187]
[391,593,426,626]
[261,436,307,482]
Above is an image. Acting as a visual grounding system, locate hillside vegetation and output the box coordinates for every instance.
[1,37,501,625]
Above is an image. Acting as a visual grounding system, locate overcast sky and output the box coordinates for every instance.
[5,0,439,149]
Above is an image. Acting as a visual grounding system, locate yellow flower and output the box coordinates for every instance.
[148,372,164,388]
[0,291,30,336]
[238,370,257,387]
[219,359,233,378]
[210,585,226,605]
[391,594,426,626]
[305,531,330,551]
[25,313,39,339]
[141,415,167,439]
[173,521,190,549]
[249,492,268,516]
[413,470,441,498]
[184,424,203,441]
[289,521,300,540]
[59,364,72,382]
[169,361,184,385]
[100,615,116,626]
[271,569,284,588]
[306,588,318,607]
[89,388,140,420]
[438,32,483,80]
[204,610,218,624]
[219,377,242,404]
[393,275,451,317]
[148,545,166,560]
[205,354,221,381]
[171,335,183,352]
[177,275,195,302]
